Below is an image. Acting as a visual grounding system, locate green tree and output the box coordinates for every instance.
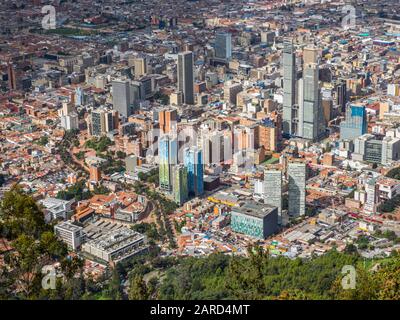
[129,274,148,300]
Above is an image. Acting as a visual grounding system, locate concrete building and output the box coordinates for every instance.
[81,228,147,264]
[215,32,232,60]
[54,221,84,251]
[178,51,195,105]
[263,168,282,223]
[353,134,400,165]
[111,79,140,117]
[282,38,297,136]
[288,162,306,217]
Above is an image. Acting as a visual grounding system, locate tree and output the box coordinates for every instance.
[0,174,5,187]
[129,274,148,300]
[0,186,47,240]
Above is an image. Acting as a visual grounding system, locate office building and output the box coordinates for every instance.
[178,51,195,105]
[61,113,79,131]
[54,221,84,251]
[340,105,367,140]
[224,82,242,105]
[288,162,306,217]
[159,108,178,134]
[159,135,178,192]
[263,168,282,223]
[184,146,204,196]
[134,57,147,78]
[173,164,189,206]
[111,79,139,117]
[89,108,118,136]
[231,201,278,239]
[215,32,232,60]
[282,39,297,136]
[336,80,348,112]
[300,46,324,141]
[353,134,400,165]
[90,165,101,183]
[125,155,137,175]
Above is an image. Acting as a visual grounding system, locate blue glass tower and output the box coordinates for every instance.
[340,105,367,141]
[183,147,204,197]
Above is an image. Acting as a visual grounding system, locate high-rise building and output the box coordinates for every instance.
[134,57,147,78]
[340,105,367,140]
[300,46,324,141]
[89,165,101,183]
[184,146,204,196]
[263,168,282,223]
[178,51,195,105]
[215,32,232,60]
[158,135,178,192]
[224,82,242,105]
[111,79,139,117]
[61,113,79,131]
[125,155,137,176]
[288,162,306,217]
[336,80,348,112]
[282,39,297,136]
[159,108,177,134]
[89,109,118,136]
[173,164,189,206]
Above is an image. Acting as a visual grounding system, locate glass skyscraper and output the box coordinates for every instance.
[159,135,178,192]
[340,105,367,141]
[183,147,204,196]
[215,32,232,60]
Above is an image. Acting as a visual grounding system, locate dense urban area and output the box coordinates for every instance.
[0,0,399,300]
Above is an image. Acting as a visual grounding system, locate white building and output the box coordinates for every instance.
[54,221,84,251]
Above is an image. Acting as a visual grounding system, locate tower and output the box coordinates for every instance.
[288,162,306,217]
[178,51,195,105]
[282,39,297,136]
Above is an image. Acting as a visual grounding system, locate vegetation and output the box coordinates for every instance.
[380,194,400,213]
[386,166,400,180]
[56,180,92,201]
[36,136,49,146]
[138,169,159,186]
[0,186,83,299]
[85,136,113,153]
[132,222,160,242]
[158,246,400,300]
[0,174,5,187]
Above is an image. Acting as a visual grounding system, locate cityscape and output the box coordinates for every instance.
[0,0,399,302]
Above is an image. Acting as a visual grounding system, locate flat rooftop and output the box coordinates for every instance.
[233,201,277,219]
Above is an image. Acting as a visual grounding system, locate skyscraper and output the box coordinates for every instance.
[178,51,195,105]
[282,39,297,136]
[112,79,139,117]
[288,162,306,217]
[184,147,204,196]
[89,108,118,136]
[340,104,367,141]
[173,164,189,206]
[263,168,283,223]
[336,79,348,113]
[158,135,178,192]
[215,32,232,60]
[300,46,324,141]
